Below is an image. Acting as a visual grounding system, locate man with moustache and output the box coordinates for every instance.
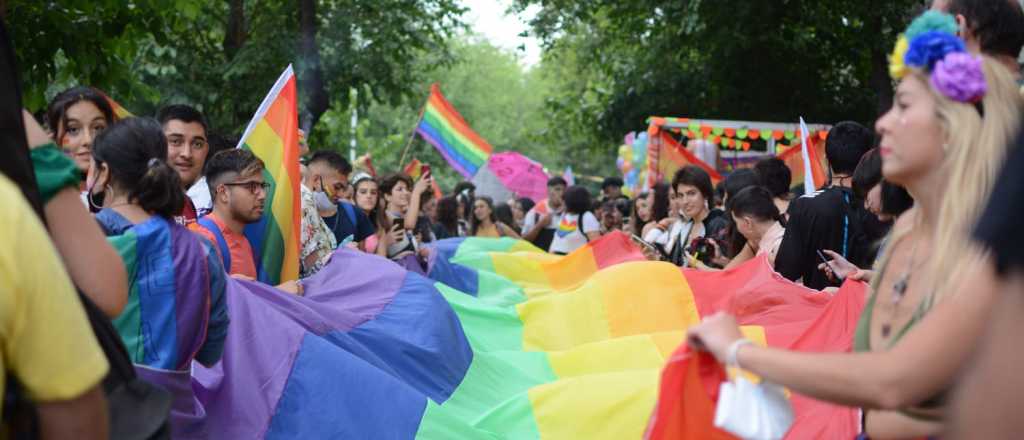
[158,104,210,224]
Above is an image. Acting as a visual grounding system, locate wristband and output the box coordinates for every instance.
[726,338,754,368]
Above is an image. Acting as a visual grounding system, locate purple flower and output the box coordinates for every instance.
[931,52,987,103]
[904,31,966,71]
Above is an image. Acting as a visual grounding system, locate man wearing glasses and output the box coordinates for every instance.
[158,104,210,224]
[305,150,375,251]
[191,149,268,279]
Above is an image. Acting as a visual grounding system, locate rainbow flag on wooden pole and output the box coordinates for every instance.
[415,83,494,178]
[236,65,301,284]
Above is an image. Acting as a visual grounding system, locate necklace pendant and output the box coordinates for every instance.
[881,324,891,338]
[892,278,909,302]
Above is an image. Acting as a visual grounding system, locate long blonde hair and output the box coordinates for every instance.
[873,56,1022,302]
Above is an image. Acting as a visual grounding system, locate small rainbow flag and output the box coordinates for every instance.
[99,90,133,120]
[415,83,494,178]
[236,65,301,284]
[403,158,443,199]
[648,130,723,186]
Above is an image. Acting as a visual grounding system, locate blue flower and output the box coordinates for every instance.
[904,31,966,71]
[905,11,958,40]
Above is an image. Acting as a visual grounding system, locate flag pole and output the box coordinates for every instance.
[399,101,427,168]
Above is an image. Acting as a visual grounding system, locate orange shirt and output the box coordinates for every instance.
[189,213,258,279]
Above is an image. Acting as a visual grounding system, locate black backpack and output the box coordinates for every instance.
[2,293,173,440]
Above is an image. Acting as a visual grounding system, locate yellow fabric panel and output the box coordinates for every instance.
[540,246,598,292]
[548,334,672,378]
[529,370,660,440]
[517,281,610,351]
[491,253,552,299]
[603,261,702,338]
[650,331,687,358]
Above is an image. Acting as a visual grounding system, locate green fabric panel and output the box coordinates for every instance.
[415,401,502,440]
[436,283,524,352]
[418,350,555,439]
[471,393,542,440]
[475,270,527,307]
[108,232,144,362]
[30,143,81,203]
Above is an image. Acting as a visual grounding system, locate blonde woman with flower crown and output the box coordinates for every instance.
[685,12,1023,439]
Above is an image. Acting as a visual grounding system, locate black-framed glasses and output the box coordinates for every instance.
[224,181,270,194]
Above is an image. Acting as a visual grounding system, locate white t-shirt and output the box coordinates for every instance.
[187,177,212,217]
[549,212,600,255]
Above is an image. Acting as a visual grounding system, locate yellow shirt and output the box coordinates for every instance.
[0,175,108,413]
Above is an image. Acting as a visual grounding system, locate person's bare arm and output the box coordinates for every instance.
[44,189,129,317]
[523,213,551,242]
[37,385,109,440]
[691,254,997,410]
[404,175,431,230]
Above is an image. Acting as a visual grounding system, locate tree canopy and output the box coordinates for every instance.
[5,0,925,186]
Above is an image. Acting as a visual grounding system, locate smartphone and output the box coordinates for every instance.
[817,250,845,282]
[421,164,431,178]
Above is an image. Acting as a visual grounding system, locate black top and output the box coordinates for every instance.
[974,133,1024,275]
[322,201,376,244]
[774,186,875,290]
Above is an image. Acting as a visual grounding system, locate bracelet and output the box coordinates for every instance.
[726,338,754,368]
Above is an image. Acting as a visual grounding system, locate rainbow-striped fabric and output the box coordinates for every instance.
[648,130,723,186]
[416,83,494,178]
[99,90,134,120]
[165,232,863,438]
[236,65,302,284]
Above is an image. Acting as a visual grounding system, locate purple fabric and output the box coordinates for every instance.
[393,254,428,276]
[136,366,208,439]
[192,249,411,438]
[170,225,211,368]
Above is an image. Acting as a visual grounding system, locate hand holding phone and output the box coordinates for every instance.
[816,249,846,282]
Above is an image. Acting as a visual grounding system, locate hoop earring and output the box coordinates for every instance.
[87,191,103,210]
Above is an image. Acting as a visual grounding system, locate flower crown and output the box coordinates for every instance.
[889,11,987,104]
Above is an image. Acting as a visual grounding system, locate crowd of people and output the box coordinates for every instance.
[3,0,1024,438]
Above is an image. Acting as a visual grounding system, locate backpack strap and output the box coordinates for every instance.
[198,217,231,272]
[341,202,357,227]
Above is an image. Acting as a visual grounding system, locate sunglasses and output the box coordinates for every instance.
[224,181,270,194]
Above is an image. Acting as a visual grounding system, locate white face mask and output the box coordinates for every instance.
[313,190,336,211]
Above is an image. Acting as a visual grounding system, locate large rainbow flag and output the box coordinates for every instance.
[138,231,866,438]
[236,65,302,284]
[415,83,494,178]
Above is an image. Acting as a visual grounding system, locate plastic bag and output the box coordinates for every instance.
[713,375,794,440]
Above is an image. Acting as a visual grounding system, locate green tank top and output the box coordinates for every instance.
[852,261,946,419]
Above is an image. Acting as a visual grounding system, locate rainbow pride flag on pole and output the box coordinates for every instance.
[415,83,494,178]
[236,65,301,284]
[146,231,865,438]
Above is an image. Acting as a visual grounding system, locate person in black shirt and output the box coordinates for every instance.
[307,151,376,247]
[774,121,875,290]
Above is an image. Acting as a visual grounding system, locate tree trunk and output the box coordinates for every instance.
[223,0,247,60]
[297,0,329,132]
